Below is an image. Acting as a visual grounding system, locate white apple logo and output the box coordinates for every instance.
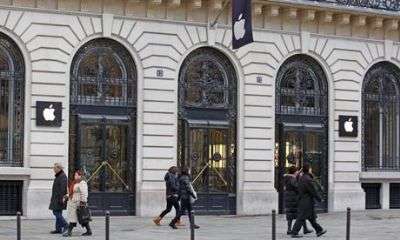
[234,13,246,40]
[344,118,353,133]
[43,104,56,121]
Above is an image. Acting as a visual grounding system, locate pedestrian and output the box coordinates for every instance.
[169,167,199,230]
[49,163,68,234]
[291,163,327,238]
[153,166,183,226]
[63,170,92,237]
[284,166,312,235]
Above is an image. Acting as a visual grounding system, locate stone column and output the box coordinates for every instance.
[381,182,390,210]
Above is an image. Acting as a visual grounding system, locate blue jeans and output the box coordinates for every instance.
[52,210,68,232]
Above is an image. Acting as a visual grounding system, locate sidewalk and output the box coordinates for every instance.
[0,210,399,240]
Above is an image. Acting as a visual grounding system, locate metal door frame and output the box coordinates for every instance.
[73,114,135,215]
[277,122,328,213]
[179,119,236,214]
[76,114,131,185]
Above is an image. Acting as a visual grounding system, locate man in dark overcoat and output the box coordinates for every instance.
[291,163,327,238]
[49,163,68,234]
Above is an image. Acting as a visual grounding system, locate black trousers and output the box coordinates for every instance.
[291,216,323,235]
[160,196,180,219]
[172,198,194,226]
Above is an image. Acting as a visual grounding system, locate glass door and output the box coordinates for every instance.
[208,129,231,194]
[76,117,135,215]
[79,124,103,191]
[276,124,328,213]
[181,124,236,214]
[105,124,129,192]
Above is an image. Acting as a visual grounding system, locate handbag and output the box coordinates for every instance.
[189,182,197,204]
[77,203,92,225]
[311,180,324,202]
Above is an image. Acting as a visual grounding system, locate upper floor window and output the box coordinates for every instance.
[276,55,328,117]
[70,39,136,107]
[363,62,400,171]
[0,33,25,167]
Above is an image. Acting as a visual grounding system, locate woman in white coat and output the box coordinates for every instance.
[63,170,92,237]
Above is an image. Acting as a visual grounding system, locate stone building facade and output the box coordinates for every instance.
[0,0,399,218]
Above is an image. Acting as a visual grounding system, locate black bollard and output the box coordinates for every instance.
[346,207,351,240]
[190,212,195,240]
[272,210,276,240]
[106,211,110,240]
[16,212,21,240]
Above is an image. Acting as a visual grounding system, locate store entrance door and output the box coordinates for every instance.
[180,122,236,215]
[76,116,135,215]
[275,123,328,213]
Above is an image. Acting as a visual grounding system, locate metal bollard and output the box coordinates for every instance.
[17,212,21,240]
[105,211,110,240]
[190,212,195,240]
[346,207,351,240]
[272,210,276,240]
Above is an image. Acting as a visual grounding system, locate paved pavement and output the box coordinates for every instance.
[0,210,400,240]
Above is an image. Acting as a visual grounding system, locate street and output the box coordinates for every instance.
[0,210,399,240]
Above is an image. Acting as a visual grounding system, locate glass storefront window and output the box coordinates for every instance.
[178,48,237,214]
[363,62,400,171]
[0,34,24,167]
[69,39,137,215]
[275,55,329,212]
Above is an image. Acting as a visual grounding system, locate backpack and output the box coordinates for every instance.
[311,180,324,202]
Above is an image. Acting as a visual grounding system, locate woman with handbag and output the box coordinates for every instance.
[63,170,92,237]
[153,166,182,226]
[169,167,199,230]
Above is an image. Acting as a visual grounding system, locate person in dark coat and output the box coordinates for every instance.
[284,166,312,235]
[169,167,199,230]
[153,166,182,226]
[291,163,327,238]
[49,163,68,234]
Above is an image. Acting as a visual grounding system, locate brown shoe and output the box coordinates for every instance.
[153,217,162,226]
[176,219,185,226]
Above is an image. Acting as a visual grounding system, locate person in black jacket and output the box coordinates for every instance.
[48,163,68,234]
[153,166,182,226]
[291,163,327,238]
[284,166,312,235]
[169,167,199,230]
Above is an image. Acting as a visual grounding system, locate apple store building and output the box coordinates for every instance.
[1,0,400,218]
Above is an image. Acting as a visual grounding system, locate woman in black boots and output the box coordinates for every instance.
[153,166,182,226]
[63,170,92,237]
[169,167,199,230]
[284,166,312,235]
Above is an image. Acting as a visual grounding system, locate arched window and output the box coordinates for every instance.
[70,39,136,107]
[0,33,24,167]
[179,48,236,115]
[275,55,329,212]
[276,55,328,117]
[178,48,237,214]
[363,62,400,170]
[69,39,137,214]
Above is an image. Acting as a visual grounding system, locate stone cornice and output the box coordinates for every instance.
[3,0,400,34]
[254,0,400,31]
[257,0,400,17]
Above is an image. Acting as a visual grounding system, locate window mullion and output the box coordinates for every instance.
[379,107,383,169]
[7,75,14,164]
[397,104,400,169]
